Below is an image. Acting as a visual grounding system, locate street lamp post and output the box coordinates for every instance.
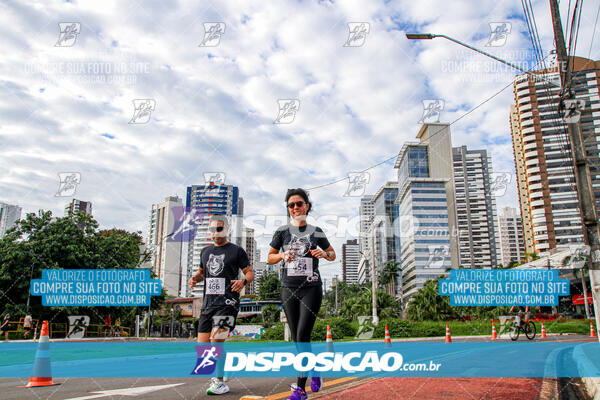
[170,307,174,338]
[359,251,378,325]
[405,33,560,88]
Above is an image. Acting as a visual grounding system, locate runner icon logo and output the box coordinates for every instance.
[191,345,223,375]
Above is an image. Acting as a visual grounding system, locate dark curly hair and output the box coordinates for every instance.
[285,188,312,217]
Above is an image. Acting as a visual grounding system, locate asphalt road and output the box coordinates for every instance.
[0,335,594,400]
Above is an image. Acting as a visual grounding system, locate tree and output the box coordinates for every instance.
[261,304,280,324]
[337,287,401,320]
[257,272,281,300]
[0,210,165,327]
[405,276,456,321]
[379,262,400,297]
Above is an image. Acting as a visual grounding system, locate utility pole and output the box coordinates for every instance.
[334,275,339,312]
[359,251,379,325]
[549,0,600,341]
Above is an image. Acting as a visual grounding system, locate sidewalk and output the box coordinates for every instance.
[574,342,600,399]
[315,377,544,399]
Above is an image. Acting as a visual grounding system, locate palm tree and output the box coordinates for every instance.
[406,276,456,321]
[379,262,400,297]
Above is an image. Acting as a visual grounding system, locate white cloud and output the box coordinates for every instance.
[1,0,596,284]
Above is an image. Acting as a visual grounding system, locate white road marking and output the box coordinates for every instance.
[64,383,185,400]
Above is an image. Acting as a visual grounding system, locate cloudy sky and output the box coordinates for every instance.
[1,0,598,285]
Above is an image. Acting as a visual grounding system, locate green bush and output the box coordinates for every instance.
[542,320,590,335]
[261,322,284,340]
[372,319,413,338]
[310,317,357,341]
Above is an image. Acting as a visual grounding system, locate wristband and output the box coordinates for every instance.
[243,278,248,286]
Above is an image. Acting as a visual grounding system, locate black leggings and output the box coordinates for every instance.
[281,285,323,343]
[281,285,323,391]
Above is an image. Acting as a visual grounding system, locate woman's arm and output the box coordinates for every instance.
[268,247,292,264]
[310,246,335,261]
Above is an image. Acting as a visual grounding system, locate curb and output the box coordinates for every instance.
[573,344,600,400]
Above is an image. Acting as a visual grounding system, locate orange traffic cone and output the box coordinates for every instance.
[491,320,497,340]
[19,321,60,388]
[326,325,334,352]
[384,324,392,348]
[445,323,452,343]
[590,322,597,338]
[541,322,547,339]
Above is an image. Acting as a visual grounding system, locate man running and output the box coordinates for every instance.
[189,214,254,395]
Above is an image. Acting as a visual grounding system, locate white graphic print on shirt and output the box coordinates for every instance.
[207,254,225,276]
[287,233,313,276]
[289,233,311,256]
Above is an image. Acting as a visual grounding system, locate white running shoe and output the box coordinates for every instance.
[206,377,229,395]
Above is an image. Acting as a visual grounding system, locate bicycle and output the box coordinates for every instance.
[508,311,536,341]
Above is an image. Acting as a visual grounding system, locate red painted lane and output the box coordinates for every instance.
[319,377,544,400]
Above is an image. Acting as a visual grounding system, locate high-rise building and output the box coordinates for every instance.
[240,227,256,296]
[367,182,400,295]
[342,239,360,284]
[252,261,273,296]
[0,202,22,237]
[359,196,374,254]
[510,56,600,254]
[394,123,459,302]
[64,199,92,217]
[358,195,374,284]
[452,146,499,268]
[497,206,526,266]
[183,183,243,297]
[147,196,183,297]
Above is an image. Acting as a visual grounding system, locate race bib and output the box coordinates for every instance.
[287,257,313,277]
[206,277,225,295]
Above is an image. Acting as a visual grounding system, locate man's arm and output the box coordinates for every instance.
[231,266,254,292]
[188,267,204,289]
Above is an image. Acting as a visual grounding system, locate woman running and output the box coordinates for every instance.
[268,188,336,400]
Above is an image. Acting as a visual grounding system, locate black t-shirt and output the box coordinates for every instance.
[269,224,331,288]
[200,242,250,309]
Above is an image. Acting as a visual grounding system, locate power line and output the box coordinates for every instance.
[588,3,600,58]
[308,51,562,194]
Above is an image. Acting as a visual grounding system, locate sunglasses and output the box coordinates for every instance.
[287,201,305,209]
[209,226,225,232]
